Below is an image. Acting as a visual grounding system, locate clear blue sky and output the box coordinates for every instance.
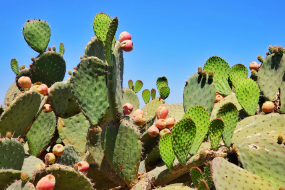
[1,1,285,108]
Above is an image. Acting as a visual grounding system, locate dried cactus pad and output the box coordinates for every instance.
[30,50,66,87]
[212,157,275,190]
[235,78,259,116]
[22,19,51,53]
[0,138,25,170]
[229,64,248,87]
[203,56,231,96]
[159,134,175,171]
[236,137,285,189]
[70,57,109,126]
[0,90,41,137]
[183,73,216,116]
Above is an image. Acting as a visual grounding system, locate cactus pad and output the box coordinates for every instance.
[151,88,156,100]
[59,42,65,56]
[70,56,109,126]
[93,13,112,45]
[142,97,165,123]
[190,167,203,188]
[55,145,82,166]
[183,106,209,155]
[10,58,19,75]
[22,19,51,53]
[208,118,224,150]
[128,80,133,89]
[0,170,21,190]
[217,103,238,147]
[134,80,143,93]
[171,118,196,165]
[5,82,21,105]
[159,86,170,100]
[161,103,184,122]
[0,90,41,137]
[212,157,275,190]
[156,76,168,92]
[122,88,139,117]
[183,73,216,116]
[235,78,259,115]
[83,36,105,61]
[142,89,151,104]
[229,64,248,87]
[203,56,231,96]
[21,156,43,180]
[159,134,175,171]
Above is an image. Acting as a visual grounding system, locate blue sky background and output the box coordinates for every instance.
[1,1,285,108]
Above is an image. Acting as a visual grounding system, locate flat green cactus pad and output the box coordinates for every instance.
[10,58,19,75]
[6,181,35,190]
[208,118,224,150]
[57,112,89,155]
[156,76,168,92]
[30,50,66,87]
[21,156,43,180]
[171,118,196,166]
[159,134,175,171]
[102,119,142,187]
[55,145,82,166]
[122,88,139,117]
[93,12,112,45]
[49,79,79,118]
[59,42,65,56]
[160,86,170,100]
[33,164,94,190]
[0,90,41,137]
[5,82,21,105]
[183,73,216,116]
[203,56,232,96]
[190,167,203,188]
[0,138,25,170]
[86,128,104,166]
[70,57,109,126]
[183,106,209,155]
[26,110,56,156]
[236,137,285,189]
[235,78,259,116]
[151,88,156,100]
[0,169,21,190]
[22,19,51,53]
[142,89,151,104]
[229,64,248,87]
[83,36,106,61]
[212,157,275,190]
[134,80,143,93]
[128,80,133,89]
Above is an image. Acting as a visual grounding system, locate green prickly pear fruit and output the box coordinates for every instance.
[76,161,89,172]
[45,153,56,164]
[278,135,283,144]
[52,46,56,51]
[68,70,72,75]
[120,40,133,52]
[156,119,166,130]
[159,128,171,138]
[21,172,29,183]
[36,174,56,190]
[119,31,132,42]
[249,61,259,71]
[269,45,274,53]
[18,76,32,89]
[165,117,176,128]
[52,144,64,156]
[156,106,168,119]
[123,103,133,115]
[262,101,274,113]
[148,125,159,137]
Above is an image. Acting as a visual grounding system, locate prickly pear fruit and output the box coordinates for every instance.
[215,93,224,103]
[76,161,90,172]
[120,40,133,52]
[43,104,53,113]
[35,163,45,171]
[31,85,42,93]
[40,84,49,95]
[119,31,132,42]
[148,125,159,137]
[123,103,133,115]
[45,153,56,164]
[36,174,56,190]
[6,131,12,139]
[249,61,259,71]
[52,144,64,156]
[156,119,167,130]
[18,76,32,88]
[156,106,168,119]
[165,117,176,128]
[262,101,274,113]
[278,135,283,144]
[132,113,146,126]
[21,172,29,183]
[132,109,145,117]
[159,128,171,137]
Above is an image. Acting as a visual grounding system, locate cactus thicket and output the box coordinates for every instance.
[1,12,285,190]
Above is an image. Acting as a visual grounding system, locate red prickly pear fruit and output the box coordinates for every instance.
[262,101,274,113]
[156,106,168,119]
[132,114,146,126]
[156,119,167,130]
[132,109,145,117]
[123,103,133,115]
[45,153,56,164]
[18,76,32,89]
[77,161,90,172]
[43,104,53,113]
[40,84,49,95]
[119,31,132,42]
[165,117,176,128]
[249,61,259,71]
[21,172,29,183]
[159,128,171,138]
[52,144,64,156]
[148,125,159,137]
[36,174,56,190]
[120,40,133,52]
